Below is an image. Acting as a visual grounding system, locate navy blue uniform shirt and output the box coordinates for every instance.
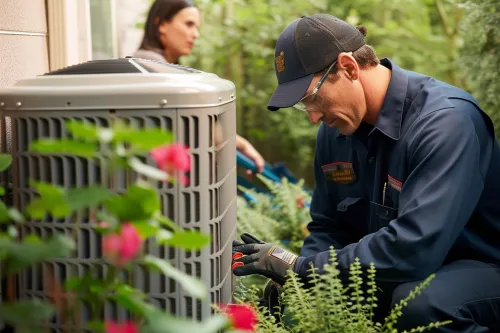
[294,58,500,283]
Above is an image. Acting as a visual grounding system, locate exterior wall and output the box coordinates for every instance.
[46,0,92,71]
[115,0,150,58]
[0,0,49,89]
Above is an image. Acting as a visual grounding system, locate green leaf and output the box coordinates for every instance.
[156,229,174,243]
[86,321,106,333]
[95,211,119,230]
[199,315,231,333]
[0,154,12,172]
[113,125,173,150]
[25,198,48,219]
[66,120,100,142]
[0,201,10,222]
[23,234,42,244]
[131,221,160,239]
[0,186,5,196]
[26,182,70,218]
[159,230,210,250]
[4,235,75,275]
[66,186,114,211]
[0,300,54,327]
[133,129,173,150]
[8,208,24,223]
[30,139,97,157]
[0,205,24,224]
[128,157,169,181]
[7,225,17,238]
[64,276,82,291]
[155,214,179,232]
[87,321,106,333]
[33,181,64,202]
[142,255,207,299]
[113,285,149,317]
[104,183,160,221]
[63,272,107,299]
[143,307,228,333]
[89,284,106,295]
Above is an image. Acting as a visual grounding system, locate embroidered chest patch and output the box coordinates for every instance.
[388,175,403,192]
[322,162,356,184]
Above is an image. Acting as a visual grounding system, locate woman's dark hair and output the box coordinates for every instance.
[139,0,195,52]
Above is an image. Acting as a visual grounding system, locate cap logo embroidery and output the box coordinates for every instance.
[276,51,285,73]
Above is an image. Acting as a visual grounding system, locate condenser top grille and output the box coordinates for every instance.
[44,58,202,76]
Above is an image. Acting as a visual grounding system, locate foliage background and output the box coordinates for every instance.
[458,0,500,135]
[137,0,499,185]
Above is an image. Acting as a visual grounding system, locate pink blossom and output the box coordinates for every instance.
[296,195,305,209]
[98,221,110,229]
[221,304,258,332]
[105,320,138,333]
[151,143,190,185]
[102,223,142,266]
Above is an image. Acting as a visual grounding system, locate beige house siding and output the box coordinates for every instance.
[0,0,49,89]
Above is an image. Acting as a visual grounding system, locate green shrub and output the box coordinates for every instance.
[237,175,312,254]
[236,249,451,333]
[459,0,500,137]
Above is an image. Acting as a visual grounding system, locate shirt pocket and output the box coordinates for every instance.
[370,201,398,230]
[336,196,370,237]
[337,197,363,212]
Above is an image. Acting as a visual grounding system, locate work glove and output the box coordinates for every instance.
[232,233,298,285]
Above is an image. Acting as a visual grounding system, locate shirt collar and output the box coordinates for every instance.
[372,58,408,140]
[336,58,408,140]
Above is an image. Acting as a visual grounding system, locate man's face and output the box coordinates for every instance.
[301,62,367,136]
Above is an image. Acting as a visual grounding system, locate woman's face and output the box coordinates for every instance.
[158,7,200,62]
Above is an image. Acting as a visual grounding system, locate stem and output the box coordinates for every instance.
[105,265,118,285]
[435,0,452,37]
[92,266,118,322]
[435,0,462,86]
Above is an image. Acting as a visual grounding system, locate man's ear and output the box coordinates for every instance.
[337,53,359,81]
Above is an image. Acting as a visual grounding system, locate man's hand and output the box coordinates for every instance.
[232,233,298,285]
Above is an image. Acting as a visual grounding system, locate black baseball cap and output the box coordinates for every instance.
[267,14,366,111]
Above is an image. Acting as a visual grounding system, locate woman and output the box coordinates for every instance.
[134,0,265,172]
[134,0,199,64]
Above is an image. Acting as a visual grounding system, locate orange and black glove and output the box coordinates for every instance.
[231,233,298,285]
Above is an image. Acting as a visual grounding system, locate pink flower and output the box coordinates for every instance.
[151,143,190,184]
[102,223,142,266]
[296,195,305,209]
[105,320,138,333]
[98,221,110,229]
[222,304,258,332]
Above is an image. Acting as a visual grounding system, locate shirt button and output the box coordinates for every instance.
[368,156,375,164]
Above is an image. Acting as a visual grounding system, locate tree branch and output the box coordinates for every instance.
[435,0,453,37]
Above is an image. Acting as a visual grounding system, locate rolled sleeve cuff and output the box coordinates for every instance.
[293,255,313,278]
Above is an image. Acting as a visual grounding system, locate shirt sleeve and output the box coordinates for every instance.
[295,108,486,283]
[300,126,356,257]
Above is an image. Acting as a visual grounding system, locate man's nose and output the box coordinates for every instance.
[307,111,323,124]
